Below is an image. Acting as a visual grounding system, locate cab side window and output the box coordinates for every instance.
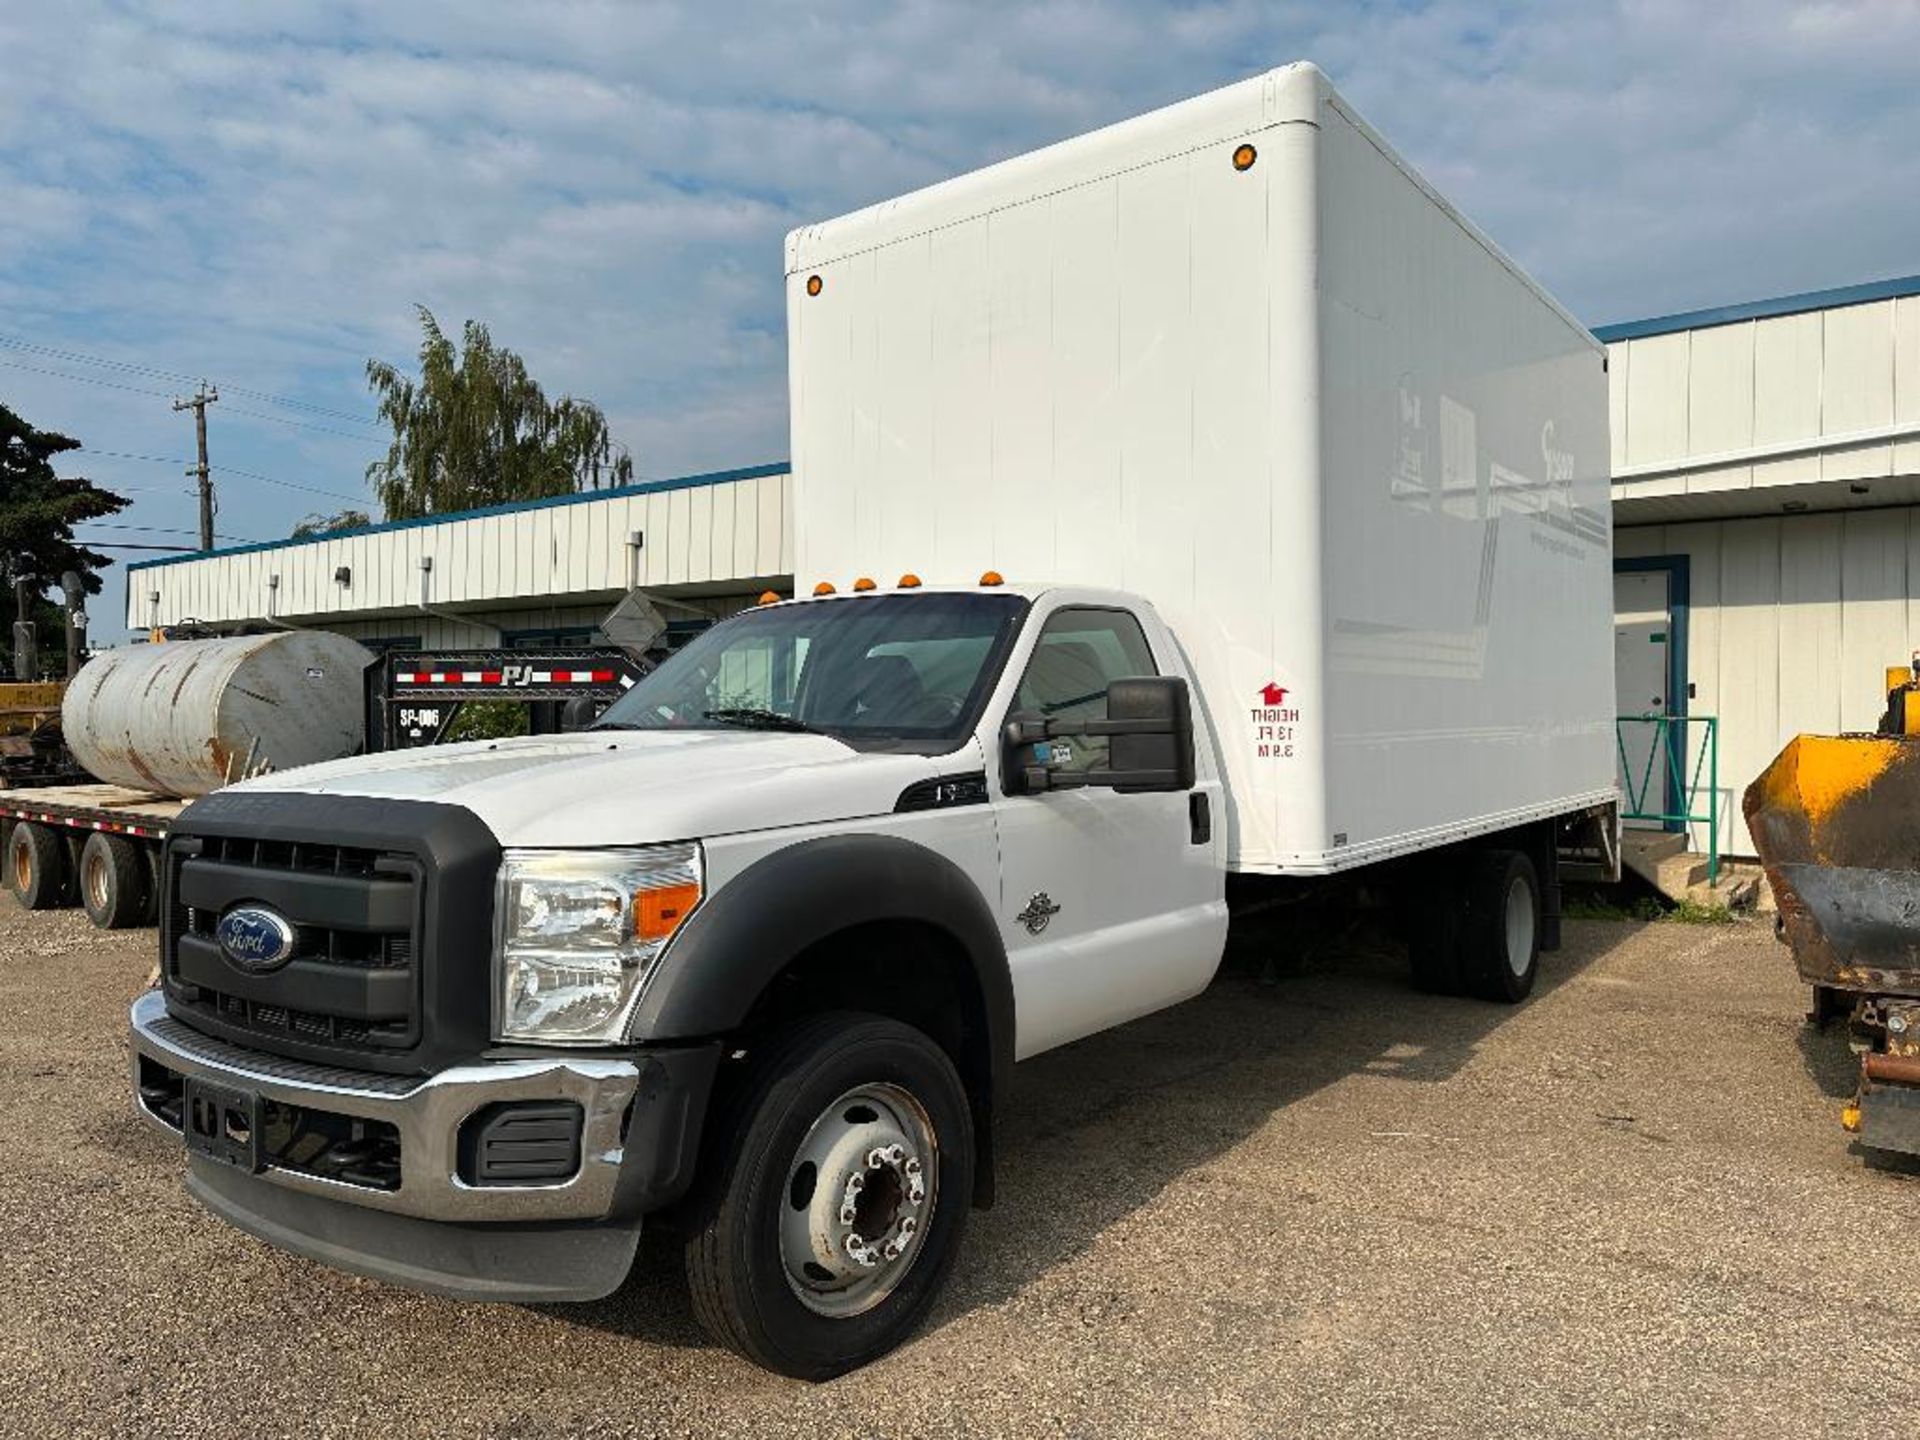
[1013,608,1157,774]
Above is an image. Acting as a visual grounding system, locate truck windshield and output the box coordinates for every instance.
[594,592,1030,753]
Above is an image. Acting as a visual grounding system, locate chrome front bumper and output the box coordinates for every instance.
[128,988,641,1224]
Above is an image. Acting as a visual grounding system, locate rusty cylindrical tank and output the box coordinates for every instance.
[62,631,373,798]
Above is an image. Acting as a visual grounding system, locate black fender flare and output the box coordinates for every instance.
[629,833,1015,1201]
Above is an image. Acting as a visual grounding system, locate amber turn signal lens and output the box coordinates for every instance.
[806,274,824,296]
[813,581,837,596]
[635,881,701,943]
[979,570,1004,587]
[898,573,922,589]
[1232,143,1257,172]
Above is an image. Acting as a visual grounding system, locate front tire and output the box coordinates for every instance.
[685,1011,974,1379]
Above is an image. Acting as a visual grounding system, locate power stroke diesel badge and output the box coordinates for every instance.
[1015,892,1061,935]
[215,906,297,972]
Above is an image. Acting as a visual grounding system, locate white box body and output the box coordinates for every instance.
[787,63,1615,874]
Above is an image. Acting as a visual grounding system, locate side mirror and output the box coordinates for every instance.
[1003,675,1196,795]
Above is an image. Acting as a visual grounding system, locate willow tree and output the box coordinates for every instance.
[365,308,633,520]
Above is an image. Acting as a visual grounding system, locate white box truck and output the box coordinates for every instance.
[126,63,1616,1380]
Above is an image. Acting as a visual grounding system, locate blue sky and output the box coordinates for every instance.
[4,0,1919,638]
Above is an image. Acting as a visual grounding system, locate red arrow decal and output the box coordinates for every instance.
[1259,682,1290,706]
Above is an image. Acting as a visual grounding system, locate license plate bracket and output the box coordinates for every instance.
[182,1077,265,1173]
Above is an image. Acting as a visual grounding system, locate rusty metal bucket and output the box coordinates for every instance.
[1745,733,1920,998]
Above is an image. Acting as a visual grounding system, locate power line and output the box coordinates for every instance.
[79,522,260,543]
[0,333,383,430]
[221,465,369,505]
[81,542,204,553]
[77,447,190,466]
[0,355,175,399]
[73,447,368,506]
[220,404,383,441]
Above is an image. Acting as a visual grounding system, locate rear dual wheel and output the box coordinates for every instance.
[78,832,155,929]
[1407,848,1540,1004]
[685,1011,973,1380]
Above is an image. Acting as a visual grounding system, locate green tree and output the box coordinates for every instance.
[290,508,372,539]
[0,403,128,674]
[365,307,633,520]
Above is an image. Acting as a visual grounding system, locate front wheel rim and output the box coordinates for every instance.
[1504,875,1535,978]
[779,1081,939,1319]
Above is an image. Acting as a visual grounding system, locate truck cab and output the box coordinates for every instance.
[131,581,1229,1378]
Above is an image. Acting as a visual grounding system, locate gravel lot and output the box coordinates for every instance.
[2,899,1914,1438]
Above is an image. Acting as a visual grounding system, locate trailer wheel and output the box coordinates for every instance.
[684,1011,973,1380]
[78,832,151,929]
[7,822,73,910]
[1461,849,1540,1004]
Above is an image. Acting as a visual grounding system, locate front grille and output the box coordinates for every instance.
[163,833,424,1062]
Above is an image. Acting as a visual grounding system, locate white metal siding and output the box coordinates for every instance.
[1619,508,1920,856]
[126,471,793,631]
[1610,294,1920,514]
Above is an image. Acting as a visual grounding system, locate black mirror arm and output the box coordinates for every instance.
[1021,764,1187,792]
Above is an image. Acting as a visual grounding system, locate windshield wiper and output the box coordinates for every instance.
[703,707,825,735]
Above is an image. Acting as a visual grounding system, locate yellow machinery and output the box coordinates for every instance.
[1745,657,1920,1161]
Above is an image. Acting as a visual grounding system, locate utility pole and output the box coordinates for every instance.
[172,382,219,551]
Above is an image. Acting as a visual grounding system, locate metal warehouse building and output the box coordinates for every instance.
[123,273,1920,863]
[1600,273,1920,857]
[126,462,792,650]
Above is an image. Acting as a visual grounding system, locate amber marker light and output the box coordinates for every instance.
[757,590,780,605]
[635,881,701,944]
[813,581,837,596]
[852,576,878,592]
[898,573,922,589]
[806,274,824,296]
[1232,143,1257,171]
[979,570,1004,587]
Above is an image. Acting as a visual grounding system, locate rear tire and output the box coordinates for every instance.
[78,832,150,929]
[685,1011,974,1380]
[1461,849,1540,1003]
[7,822,73,910]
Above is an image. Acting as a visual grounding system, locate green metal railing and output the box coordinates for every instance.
[1616,713,1719,885]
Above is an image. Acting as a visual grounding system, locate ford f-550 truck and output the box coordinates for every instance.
[129,64,1617,1379]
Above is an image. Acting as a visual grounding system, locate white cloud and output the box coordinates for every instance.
[1,0,1917,634]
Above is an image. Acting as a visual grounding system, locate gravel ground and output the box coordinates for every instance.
[1,899,1914,1438]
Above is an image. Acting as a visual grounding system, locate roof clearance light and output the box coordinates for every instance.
[979,570,1004,587]
[806,274,824,296]
[813,581,837,596]
[1232,143,1257,172]
[898,573,922,589]
[757,590,780,605]
[852,576,878,592]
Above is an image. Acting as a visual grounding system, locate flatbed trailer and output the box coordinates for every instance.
[2,783,186,927]
[3,643,654,931]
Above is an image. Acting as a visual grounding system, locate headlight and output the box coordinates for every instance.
[493,844,702,1044]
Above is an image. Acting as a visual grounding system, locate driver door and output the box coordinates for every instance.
[990,605,1227,1058]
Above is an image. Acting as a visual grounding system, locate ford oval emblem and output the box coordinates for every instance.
[215,906,297,972]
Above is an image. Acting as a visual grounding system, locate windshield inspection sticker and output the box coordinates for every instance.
[1252,682,1298,761]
